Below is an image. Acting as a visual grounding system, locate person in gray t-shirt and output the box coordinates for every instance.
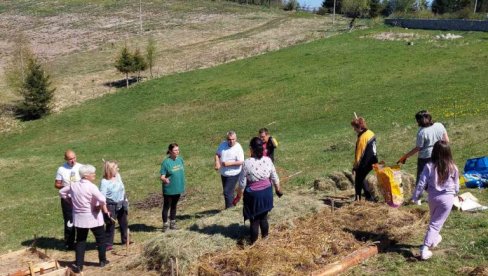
[397,110,449,203]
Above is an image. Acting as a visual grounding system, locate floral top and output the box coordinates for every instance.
[238,156,279,190]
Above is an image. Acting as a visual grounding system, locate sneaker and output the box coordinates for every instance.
[170,220,178,230]
[432,235,442,248]
[162,222,169,232]
[416,200,422,205]
[420,245,432,260]
[71,264,82,273]
[100,260,110,268]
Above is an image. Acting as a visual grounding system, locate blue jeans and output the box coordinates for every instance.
[221,174,239,209]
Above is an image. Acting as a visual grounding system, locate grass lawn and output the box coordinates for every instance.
[0,24,487,274]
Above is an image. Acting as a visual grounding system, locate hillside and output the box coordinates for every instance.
[0,0,347,132]
[1,15,487,275]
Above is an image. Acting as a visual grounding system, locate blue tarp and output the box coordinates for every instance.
[464,156,488,188]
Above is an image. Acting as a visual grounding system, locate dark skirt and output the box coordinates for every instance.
[243,185,273,221]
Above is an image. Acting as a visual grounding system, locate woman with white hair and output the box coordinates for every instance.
[59,164,109,273]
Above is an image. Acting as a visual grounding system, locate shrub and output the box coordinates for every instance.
[283,0,300,11]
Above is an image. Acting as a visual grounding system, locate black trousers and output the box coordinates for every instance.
[250,211,269,243]
[105,204,128,245]
[75,226,106,269]
[354,169,373,201]
[162,194,180,223]
[61,199,75,247]
[417,158,432,187]
[221,174,239,209]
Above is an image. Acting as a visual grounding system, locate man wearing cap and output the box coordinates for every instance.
[54,149,83,250]
[214,131,244,209]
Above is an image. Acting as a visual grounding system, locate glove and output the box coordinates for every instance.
[232,194,241,206]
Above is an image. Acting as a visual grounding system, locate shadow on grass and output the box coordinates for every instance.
[176,209,221,220]
[188,222,248,240]
[343,229,417,260]
[57,260,101,269]
[129,223,159,232]
[321,197,354,209]
[103,76,141,88]
[21,236,96,251]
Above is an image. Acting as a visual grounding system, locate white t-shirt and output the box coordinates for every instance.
[216,141,244,177]
[416,122,447,159]
[55,162,83,187]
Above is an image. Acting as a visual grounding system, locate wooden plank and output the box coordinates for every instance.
[39,267,69,276]
[312,245,379,276]
[8,261,59,276]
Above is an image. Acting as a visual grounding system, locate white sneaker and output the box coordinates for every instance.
[432,235,442,248]
[420,245,433,260]
[416,200,422,205]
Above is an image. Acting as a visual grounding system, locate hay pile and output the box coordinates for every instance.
[196,202,427,275]
[313,171,354,192]
[135,192,326,275]
[313,170,416,204]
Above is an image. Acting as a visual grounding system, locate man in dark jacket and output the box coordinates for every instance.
[259,128,279,163]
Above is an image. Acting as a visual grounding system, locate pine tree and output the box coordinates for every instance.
[133,48,147,82]
[115,46,134,88]
[17,58,55,120]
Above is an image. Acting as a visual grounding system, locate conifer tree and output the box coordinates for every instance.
[133,48,147,82]
[115,46,134,88]
[17,57,55,120]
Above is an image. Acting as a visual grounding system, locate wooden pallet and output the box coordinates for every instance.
[7,259,71,276]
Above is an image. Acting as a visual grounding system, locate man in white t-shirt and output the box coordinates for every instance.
[214,131,244,209]
[54,149,83,250]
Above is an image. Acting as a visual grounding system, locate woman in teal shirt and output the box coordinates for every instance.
[160,143,185,232]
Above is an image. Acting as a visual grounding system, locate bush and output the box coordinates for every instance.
[283,0,300,11]
[316,6,328,15]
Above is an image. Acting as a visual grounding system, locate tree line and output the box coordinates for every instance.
[320,0,487,19]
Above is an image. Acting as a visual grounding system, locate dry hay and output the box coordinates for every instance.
[135,192,326,275]
[314,171,354,192]
[458,265,488,276]
[362,32,427,41]
[195,202,427,275]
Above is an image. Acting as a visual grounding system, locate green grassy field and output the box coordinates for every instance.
[0,25,487,274]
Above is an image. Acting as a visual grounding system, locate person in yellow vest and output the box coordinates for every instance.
[351,117,378,201]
